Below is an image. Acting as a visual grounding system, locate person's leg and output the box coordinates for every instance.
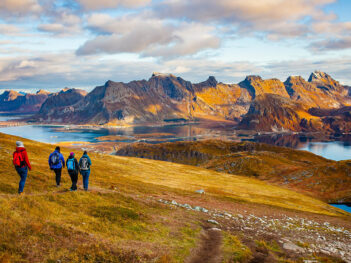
[17,167,28,194]
[83,171,90,190]
[72,172,78,190]
[69,171,75,190]
[56,168,62,186]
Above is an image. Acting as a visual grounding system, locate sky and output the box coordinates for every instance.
[0,0,351,93]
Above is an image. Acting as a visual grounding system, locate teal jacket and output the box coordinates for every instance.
[79,154,92,171]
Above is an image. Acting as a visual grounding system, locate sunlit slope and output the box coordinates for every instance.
[116,140,351,203]
[0,133,345,217]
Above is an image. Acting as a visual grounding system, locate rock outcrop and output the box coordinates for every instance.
[35,88,87,122]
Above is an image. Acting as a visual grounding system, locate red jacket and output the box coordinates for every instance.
[13,147,32,170]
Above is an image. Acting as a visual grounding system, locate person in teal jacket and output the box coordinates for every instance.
[79,151,92,191]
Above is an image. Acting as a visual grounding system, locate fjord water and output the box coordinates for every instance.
[1,123,351,161]
[330,204,351,213]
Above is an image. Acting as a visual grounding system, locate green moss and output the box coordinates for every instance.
[222,233,252,263]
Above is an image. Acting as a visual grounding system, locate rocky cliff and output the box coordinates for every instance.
[35,73,248,125]
[29,71,351,132]
[34,88,87,122]
[0,90,51,113]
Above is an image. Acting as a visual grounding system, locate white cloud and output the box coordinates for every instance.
[0,0,42,17]
[0,24,23,35]
[37,11,82,35]
[153,0,336,39]
[75,0,151,10]
[78,15,219,58]
[143,23,220,58]
[309,37,351,52]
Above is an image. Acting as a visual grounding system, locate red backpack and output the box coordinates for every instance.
[13,151,25,167]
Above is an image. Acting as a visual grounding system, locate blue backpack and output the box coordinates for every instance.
[67,158,75,171]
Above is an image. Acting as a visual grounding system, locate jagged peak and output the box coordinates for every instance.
[285,76,306,83]
[104,80,116,87]
[151,72,176,79]
[36,89,50,95]
[3,90,21,95]
[206,76,217,86]
[244,75,263,82]
[308,71,333,82]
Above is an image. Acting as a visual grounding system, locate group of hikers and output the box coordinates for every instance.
[13,141,92,194]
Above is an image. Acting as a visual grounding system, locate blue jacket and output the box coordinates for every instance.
[79,154,92,171]
[48,150,65,169]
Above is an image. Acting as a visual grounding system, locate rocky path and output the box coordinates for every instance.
[187,226,223,263]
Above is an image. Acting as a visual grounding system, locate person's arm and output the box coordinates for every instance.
[61,154,65,168]
[48,153,52,167]
[75,159,80,173]
[24,150,32,170]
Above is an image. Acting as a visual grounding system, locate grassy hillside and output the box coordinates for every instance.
[0,133,350,262]
[116,140,351,203]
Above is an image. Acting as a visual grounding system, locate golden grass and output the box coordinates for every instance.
[106,155,343,216]
[0,132,349,262]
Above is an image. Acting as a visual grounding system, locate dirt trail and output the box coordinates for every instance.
[186,226,223,263]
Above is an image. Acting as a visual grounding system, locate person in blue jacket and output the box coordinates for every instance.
[48,146,65,187]
[79,151,92,191]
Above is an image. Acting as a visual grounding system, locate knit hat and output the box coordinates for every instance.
[70,152,75,157]
[16,141,24,147]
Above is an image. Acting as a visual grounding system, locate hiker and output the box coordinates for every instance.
[79,151,92,191]
[66,152,79,191]
[13,141,32,194]
[48,146,65,187]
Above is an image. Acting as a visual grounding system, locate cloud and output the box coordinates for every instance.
[37,11,82,35]
[0,0,42,17]
[0,24,23,35]
[153,0,336,39]
[75,0,151,10]
[309,38,351,52]
[1,51,351,92]
[78,14,219,58]
[143,23,220,58]
[154,0,335,23]
[77,16,175,55]
[308,21,351,52]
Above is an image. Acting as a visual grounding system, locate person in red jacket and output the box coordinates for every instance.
[13,141,32,194]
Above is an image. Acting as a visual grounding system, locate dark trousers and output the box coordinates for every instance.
[16,167,28,193]
[81,170,90,190]
[68,170,78,190]
[53,168,62,186]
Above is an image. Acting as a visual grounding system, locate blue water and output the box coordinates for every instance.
[330,204,351,213]
[0,124,213,144]
[299,142,351,161]
[0,114,29,121]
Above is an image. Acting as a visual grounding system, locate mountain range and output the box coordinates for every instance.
[0,90,51,113]
[2,71,351,132]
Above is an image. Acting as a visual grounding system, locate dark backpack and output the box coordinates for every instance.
[80,157,89,171]
[13,151,25,167]
[67,158,75,171]
[51,152,60,165]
